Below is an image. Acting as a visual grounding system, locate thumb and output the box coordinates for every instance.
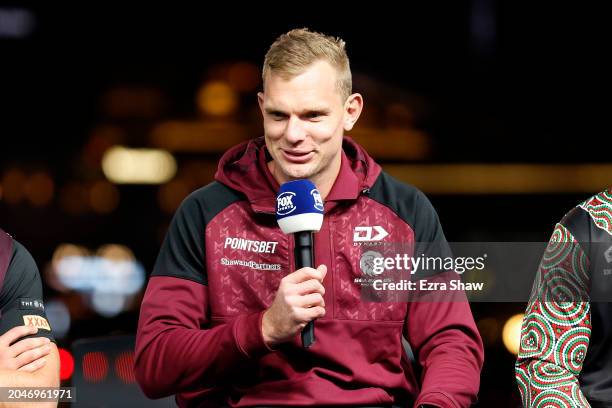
[317,264,327,280]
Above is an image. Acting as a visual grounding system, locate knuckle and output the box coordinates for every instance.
[290,305,300,317]
[287,294,298,306]
[310,280,319,291]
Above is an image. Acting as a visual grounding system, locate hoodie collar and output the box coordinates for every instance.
[215,136,381,213]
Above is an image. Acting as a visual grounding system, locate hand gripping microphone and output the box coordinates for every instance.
[276,179,324,348]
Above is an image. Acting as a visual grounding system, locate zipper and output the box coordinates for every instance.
[327,215,335,320]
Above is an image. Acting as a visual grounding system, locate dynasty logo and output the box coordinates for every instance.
[353,226,389,246]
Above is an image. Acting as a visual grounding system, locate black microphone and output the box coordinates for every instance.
[276,179,324,348]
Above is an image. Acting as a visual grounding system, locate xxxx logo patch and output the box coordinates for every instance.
[23,315,51,331]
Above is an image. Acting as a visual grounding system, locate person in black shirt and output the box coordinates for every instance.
[0,228,59,393]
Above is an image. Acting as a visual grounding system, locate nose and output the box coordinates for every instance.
[283,115,306,144]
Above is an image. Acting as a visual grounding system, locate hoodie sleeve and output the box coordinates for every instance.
[406,191,484,408]
[0,238,55,343]
[134,189,274,399]
[515,215,592,407]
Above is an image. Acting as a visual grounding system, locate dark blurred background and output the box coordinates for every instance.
[0,2,610,406]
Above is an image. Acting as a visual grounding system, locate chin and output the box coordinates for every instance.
[282,164,317,180]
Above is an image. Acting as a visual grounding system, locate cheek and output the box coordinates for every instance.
[308,121,342,143]
[264,121,284,139]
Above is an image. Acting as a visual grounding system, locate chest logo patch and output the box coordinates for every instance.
[353,226,389,242]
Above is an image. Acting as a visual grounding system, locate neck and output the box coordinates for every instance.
[314,155,342,200]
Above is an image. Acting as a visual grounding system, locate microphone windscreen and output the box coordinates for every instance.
[276,179,324,234]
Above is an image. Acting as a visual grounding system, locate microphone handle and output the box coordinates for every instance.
[294,231,315,348]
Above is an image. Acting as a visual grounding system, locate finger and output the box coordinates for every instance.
[297,293,325,308]
[295,279,325,296]
[317,264,327,280]
[283,267,324,284]
[0,326,37,347]
[297,306,326,323]
[9,337,51,357]
[14,344,51,369]
[17,357,47,373]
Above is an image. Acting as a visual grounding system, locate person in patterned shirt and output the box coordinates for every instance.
[516,188,612,407]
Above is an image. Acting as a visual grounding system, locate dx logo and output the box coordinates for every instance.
[353,226,389,242]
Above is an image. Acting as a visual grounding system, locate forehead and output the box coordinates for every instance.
[263,60,343,109]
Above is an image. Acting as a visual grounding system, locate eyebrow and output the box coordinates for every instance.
[264,107,331,116]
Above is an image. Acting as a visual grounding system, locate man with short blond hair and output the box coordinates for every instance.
[136,28,483,408]
[262,28,352,102]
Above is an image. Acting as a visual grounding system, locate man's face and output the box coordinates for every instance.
[258,60,358,186]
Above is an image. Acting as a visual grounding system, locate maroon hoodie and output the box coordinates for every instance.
[135,137,484,407]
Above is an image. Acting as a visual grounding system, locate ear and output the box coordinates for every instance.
[257,92,265,114]
[343,93,363,132]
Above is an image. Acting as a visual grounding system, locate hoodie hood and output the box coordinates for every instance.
[214,136,381,213]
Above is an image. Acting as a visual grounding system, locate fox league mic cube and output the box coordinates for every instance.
[276,179,324,234]
[276,179,324,347]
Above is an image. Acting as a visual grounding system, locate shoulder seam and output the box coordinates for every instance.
[363,195,415,233]
[148,274,207,286]
[367,171,420,233]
